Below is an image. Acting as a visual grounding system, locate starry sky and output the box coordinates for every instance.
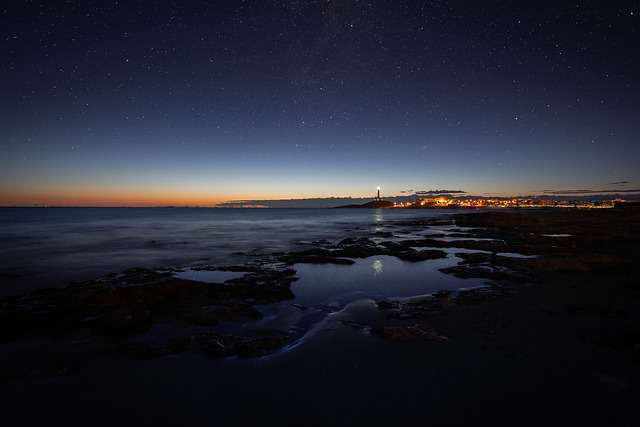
[1,1,639,206]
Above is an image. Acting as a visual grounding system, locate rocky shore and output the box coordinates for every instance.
[1,208,639,386]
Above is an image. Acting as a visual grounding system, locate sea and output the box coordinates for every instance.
[0,207,458,297]
[1,207,517,424]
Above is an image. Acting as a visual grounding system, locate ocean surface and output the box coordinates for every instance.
[0,207,458,297]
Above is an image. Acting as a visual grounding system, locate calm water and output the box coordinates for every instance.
[0,207,456,296]
[291,255,483,306]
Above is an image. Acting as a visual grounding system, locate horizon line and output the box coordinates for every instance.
[2,191,639,208]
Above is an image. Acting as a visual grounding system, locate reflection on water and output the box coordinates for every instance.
[173,269,248,283]
[372,259,384,275]
[373,209,384,223]
[496,252,538,259]
[292,255,485,306]
[373,209,385,232]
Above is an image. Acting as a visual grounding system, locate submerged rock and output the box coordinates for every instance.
[372,231,394,238]
[395,249,447,262]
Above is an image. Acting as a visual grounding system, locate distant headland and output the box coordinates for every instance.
[334,200,395,208]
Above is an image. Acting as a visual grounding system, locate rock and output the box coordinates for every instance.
[447,233,471,238]
[337,247,379,258]
[433,290,451,299]
[183,303,261,326]
[338,237,359,245]
[167,336,193,353]
[279,254,355,265]
[455,252,494,264]
[375,326,417,341]
[377,300,398,310]
[396,249,447,262]
[374,323,448,342]
[195,332,289,358]
[372,231,393,238]
[378,241,406,251]
[235,335,288,357]
[334,244,385,258]
[0,262,299,346]
[439,265,531,283]
[197,334,227,357]
[377,297,447,320]
[97,307,152,336]
[122,341,170,359]
[454,285,515,304]
[532,258,589,272]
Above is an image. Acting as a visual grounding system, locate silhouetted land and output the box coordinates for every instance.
[334,200,395,208]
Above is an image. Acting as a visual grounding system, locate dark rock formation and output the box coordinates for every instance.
[395,249,447,262]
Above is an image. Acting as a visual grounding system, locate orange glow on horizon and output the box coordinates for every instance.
[0,181,401,207]
[0,188,266,207]
[0,187,381,207]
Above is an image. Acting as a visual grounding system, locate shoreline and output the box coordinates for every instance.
[2,208,638,360]
[1,208,639,423]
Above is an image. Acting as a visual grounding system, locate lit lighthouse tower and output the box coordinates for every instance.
[376,186,381,201]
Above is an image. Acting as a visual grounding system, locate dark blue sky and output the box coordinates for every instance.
[1,1,639,205]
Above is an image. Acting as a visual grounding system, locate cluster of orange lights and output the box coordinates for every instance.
[392,196,621,209]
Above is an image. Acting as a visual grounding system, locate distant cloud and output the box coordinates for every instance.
[609,181,630,185]
[415,189,466,195]
[400,189,414,194]
[543,189,640,195]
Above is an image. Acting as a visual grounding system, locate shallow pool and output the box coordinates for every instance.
[291,255,485,306]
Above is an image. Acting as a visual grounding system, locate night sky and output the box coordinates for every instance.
[2,1,639,206]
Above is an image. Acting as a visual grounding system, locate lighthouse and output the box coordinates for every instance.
[376,186,381,201]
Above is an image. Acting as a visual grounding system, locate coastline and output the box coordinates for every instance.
[1,207,639,424]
